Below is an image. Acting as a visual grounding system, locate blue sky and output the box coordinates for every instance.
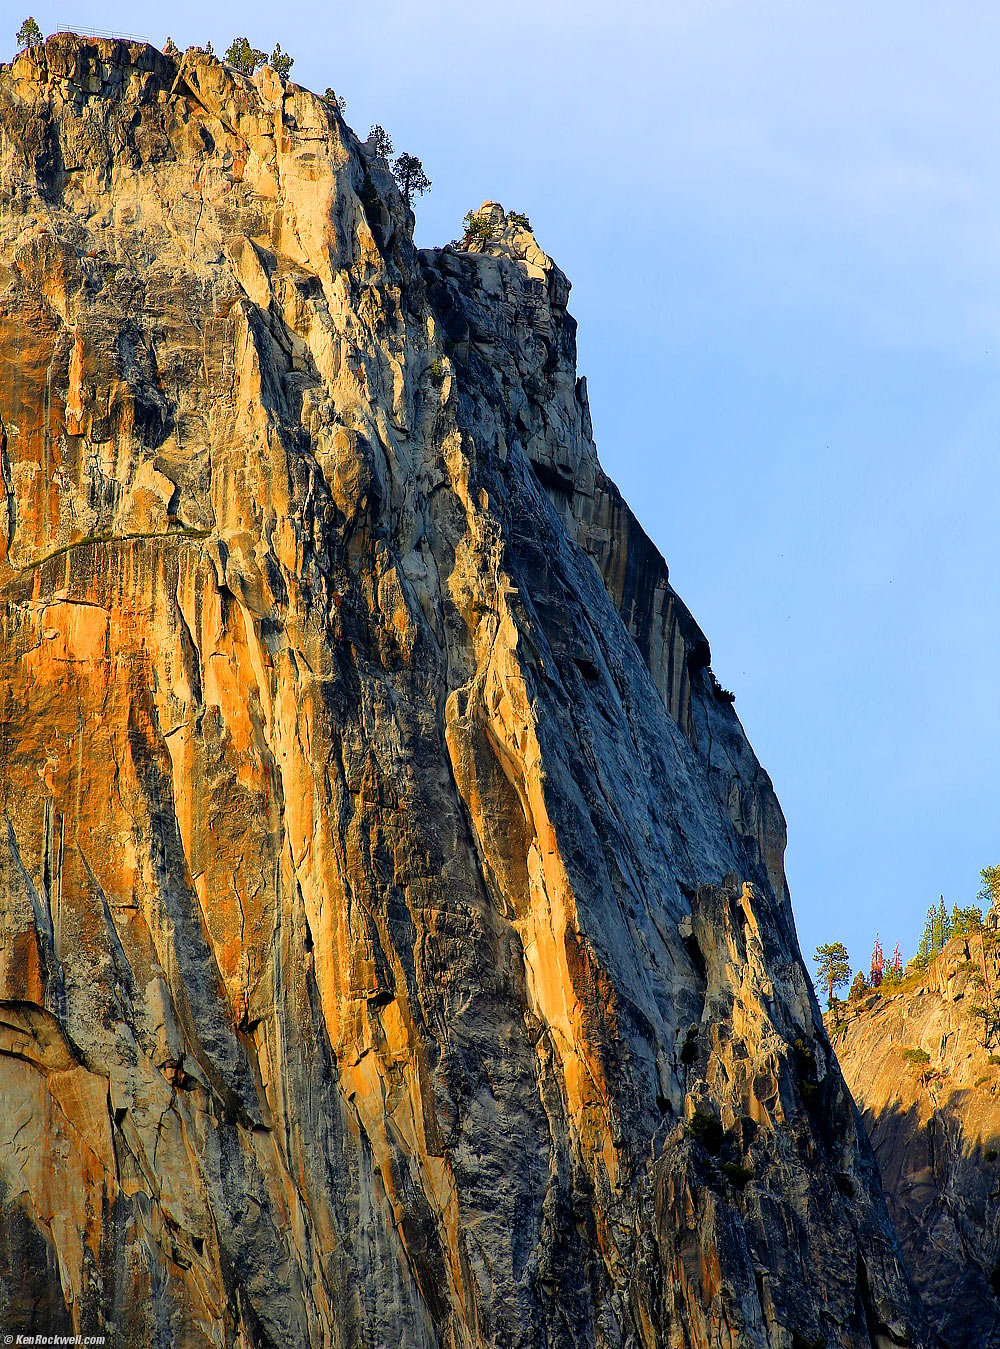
[8,2,999,987]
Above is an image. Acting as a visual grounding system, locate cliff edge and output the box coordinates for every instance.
[830,929,1000,1347]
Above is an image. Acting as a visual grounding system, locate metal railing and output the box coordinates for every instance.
[56,25,151,43]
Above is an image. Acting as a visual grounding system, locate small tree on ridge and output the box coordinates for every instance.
[814,941,851,1011]
[368,125,394,160]
[225,37,267,75]
[269,43,293,79]
[16,17,42,49]
[393,152,431,208]
[980,866,1000,912]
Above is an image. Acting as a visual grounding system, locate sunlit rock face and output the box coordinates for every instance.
[0,34,931,1348]
[831,933,1000,1348]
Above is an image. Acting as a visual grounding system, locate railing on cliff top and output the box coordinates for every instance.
[56,25,151,43]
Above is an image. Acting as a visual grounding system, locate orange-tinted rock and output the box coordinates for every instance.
[831,933,1000,1347]
[0,34,931,1347]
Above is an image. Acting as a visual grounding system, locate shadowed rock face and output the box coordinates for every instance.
[831,935,1000,1348]
[0,34,931,1348]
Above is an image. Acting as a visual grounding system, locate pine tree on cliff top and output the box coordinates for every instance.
[16,17,42,49]
[393,153,431,208]
[269,44,293,80]
[980,865,1000,911]
[916,897,953,966]
[951,902,983,937]
[814,942,851,1010]
[368,125,394,160]
[225,37,267,75]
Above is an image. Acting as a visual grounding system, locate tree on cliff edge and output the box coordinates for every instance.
[16,17,42,49]
[368,125,394,160]
[225,37,267,75]
[814,942,851,1011]
[393,153,431,208]
[980,865,1000,911]
[269,44,293,80]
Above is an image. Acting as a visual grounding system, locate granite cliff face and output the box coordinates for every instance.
[830,933,1000,1348]
[0,35,932,1348]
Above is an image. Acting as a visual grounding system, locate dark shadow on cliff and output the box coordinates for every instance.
[0,1177,75,1336]
[860,1093,1000,1348]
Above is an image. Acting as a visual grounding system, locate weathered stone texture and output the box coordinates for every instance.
[831,935,1000,1347]
[0,35,930,1347]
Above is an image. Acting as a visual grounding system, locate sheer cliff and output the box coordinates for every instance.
[0,35,932,1348]
[831,930,1000,1348]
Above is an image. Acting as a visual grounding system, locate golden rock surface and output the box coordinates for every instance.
[0,34,931,1347]
[831,935,1000,1347]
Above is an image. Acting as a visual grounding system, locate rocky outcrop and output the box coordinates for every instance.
[830,936,1000,1348]
[0,34,931,1347]
[421,204,790,904]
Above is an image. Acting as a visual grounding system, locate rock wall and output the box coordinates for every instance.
[421,204,790,906]
[830,935,1000,1347]
[0,35,931,1348]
